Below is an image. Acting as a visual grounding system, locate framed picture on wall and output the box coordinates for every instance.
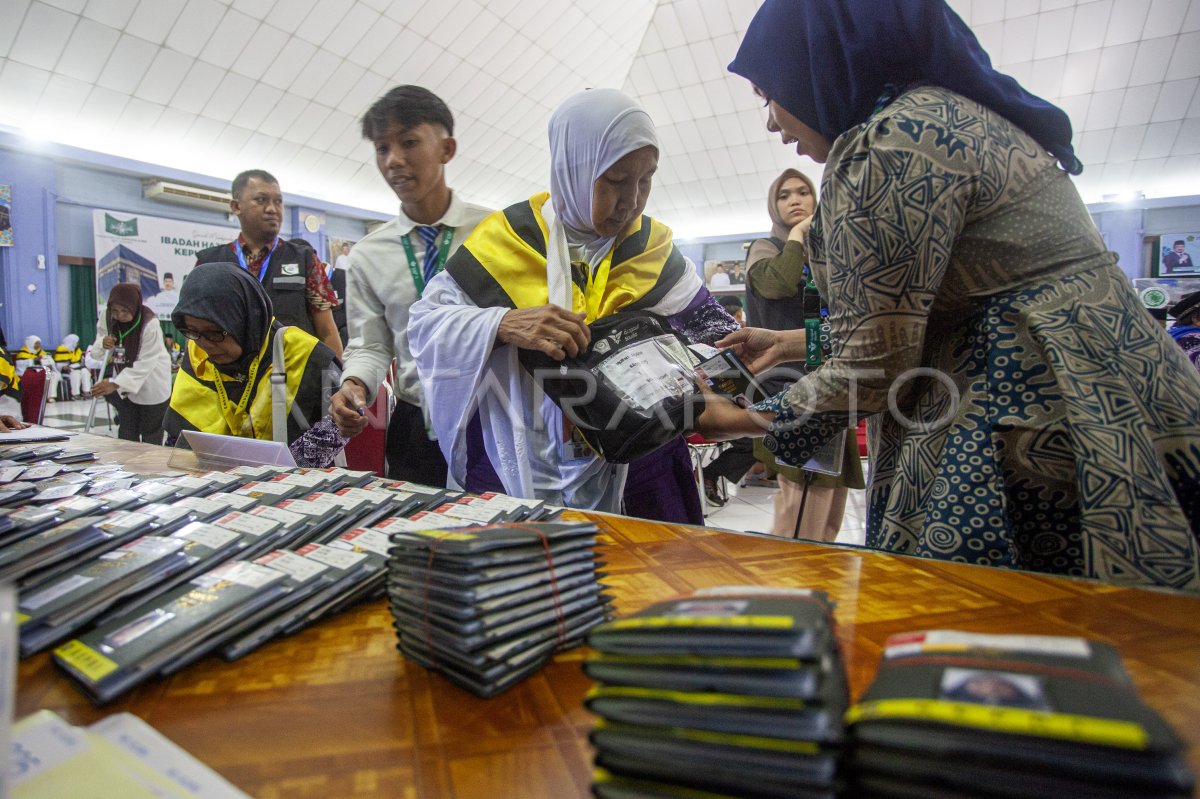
[327,238,357,274]
[1157,234,1199,276]
[0,184,12,247]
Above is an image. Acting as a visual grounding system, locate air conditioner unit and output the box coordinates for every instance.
[143,180,232,211]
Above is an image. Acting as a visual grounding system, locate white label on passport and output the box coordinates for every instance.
[198,560,281,589]
[97,511,153,535]
[332,528,390,556]
[251,506,306,527]
[215,512,278,537]
[296,543,366,570]
[174,523,238,549]
[256,550,328,582]
[884,631,1092,659]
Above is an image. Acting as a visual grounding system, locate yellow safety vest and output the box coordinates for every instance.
[168,325,318,441]
[0,348,19,396]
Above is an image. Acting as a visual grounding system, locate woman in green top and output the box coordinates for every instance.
[745,168,864,541]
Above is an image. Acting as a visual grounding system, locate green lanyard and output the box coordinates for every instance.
[400,226,456,297]
[115,313,142,344]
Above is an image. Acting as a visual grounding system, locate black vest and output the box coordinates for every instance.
[194,239,316,335]
[743,236,822,332]
[743,236,823,393]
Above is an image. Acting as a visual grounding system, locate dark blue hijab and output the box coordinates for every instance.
[728,0,1083,175]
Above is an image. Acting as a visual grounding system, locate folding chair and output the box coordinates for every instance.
[18,367,48,425]
[342,382,394,477]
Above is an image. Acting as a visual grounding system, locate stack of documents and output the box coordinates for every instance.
[845,630,1195,798]
[388,520,609,697]
[10,709,249,797]
[585,586,848,799]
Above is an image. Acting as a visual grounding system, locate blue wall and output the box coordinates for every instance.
[0,149,60,348]
[0,135,389,345]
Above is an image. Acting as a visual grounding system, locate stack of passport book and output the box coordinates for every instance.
[387,520,610,697]
[845,630,1195,798]
[584,586,848,799]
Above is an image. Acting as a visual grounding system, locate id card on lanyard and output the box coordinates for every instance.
[401,227,455,297]
[236,238,282,282]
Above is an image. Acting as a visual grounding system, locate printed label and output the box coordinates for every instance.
[215,512,279,537]
[331,528,390,556]
[884,631,1091,659]
[255,550,328,582]
[54,640,120,681]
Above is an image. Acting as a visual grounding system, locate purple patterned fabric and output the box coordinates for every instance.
[667,287,740,346]
[622,436,704,525]
[289,414,350,468]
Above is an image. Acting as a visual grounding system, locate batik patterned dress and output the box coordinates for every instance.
[757,86,1200,591]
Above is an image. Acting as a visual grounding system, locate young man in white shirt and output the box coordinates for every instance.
[330,86,491,484]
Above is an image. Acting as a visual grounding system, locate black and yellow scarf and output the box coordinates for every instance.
[445,192,688,322]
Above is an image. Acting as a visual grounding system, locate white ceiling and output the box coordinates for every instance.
[1,0,1198,238]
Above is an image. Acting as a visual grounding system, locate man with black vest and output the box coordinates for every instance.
[194,169,343,358]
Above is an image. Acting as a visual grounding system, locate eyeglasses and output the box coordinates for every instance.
[177,328,231,344]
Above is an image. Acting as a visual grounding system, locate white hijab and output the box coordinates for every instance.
[545,89,658,308]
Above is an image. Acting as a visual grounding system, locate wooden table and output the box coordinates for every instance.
[13,433,1200,798]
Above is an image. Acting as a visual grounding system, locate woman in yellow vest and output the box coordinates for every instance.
[163,262,345,465]
[0,326,26,431]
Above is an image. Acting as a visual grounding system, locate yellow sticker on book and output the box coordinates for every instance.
[602,615,795,630]
[414,530,476,541]
[17,612,28,625]
[845,699,1149,750]
[53,640,118,682]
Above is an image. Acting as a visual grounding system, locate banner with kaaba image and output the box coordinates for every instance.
[92,210,235,316]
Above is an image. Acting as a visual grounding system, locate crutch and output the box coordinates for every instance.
[84,347,113,433]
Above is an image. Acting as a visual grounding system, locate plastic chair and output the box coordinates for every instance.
[342,382,394,476]
[18,367,48,425]
[856,418,869,458]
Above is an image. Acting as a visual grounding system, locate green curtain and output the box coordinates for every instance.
[67,264,97,341]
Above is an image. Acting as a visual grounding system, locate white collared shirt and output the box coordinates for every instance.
[341,190,492,405]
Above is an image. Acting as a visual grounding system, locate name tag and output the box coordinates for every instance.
[280,263,300,275]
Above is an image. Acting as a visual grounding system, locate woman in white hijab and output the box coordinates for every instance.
[410,89,736,516]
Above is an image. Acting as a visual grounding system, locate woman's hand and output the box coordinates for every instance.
[497,306,591,360]
[0,415,29,433]
[90,380,118,397]
[716,327,804,373]
[102,336,116,349]
[787,215,813,243]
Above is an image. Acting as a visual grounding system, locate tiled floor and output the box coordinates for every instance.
[40,397,119,436]
[702,468,869,546]
[40,398,869,546]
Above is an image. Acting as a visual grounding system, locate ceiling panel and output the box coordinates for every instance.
[0,0,1196,237]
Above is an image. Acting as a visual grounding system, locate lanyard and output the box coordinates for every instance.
[210,321,274,436]
[400,226,455,296]
[235,238,281,282]
[115,313,141,344]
